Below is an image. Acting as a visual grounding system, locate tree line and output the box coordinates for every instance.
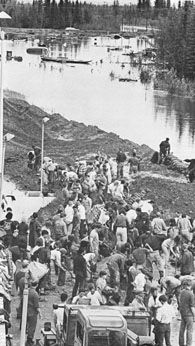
[1,0,180,31]
[156,1,195,80]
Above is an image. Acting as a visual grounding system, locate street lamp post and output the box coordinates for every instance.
[0,11,11,220]
[40,116,49,196]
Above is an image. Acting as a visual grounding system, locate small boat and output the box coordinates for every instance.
[119,78,138,82]
[26,47,48,55]
[41,56,66,63]
[113,34,122,39]
[66,59,91,65]
[41,56,91,64]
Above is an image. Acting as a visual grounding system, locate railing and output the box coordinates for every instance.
[0,296,6,346]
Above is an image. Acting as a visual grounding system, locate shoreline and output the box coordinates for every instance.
[3,95,195,222]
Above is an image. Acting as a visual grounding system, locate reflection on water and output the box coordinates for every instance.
[3,36,195,159]
[154,94,195,158]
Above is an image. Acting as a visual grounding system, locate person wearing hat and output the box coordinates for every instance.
[130,290,146,310]
[156,294,175,346]
[179,280,195,346]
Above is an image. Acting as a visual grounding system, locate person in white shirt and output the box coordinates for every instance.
[131,291,146,310]
[65,200,74,235]
[132,197,143,210]
[53,292,68,343]
[77,200,86,220]
[89,224,100,259]
[87,283,103,305]
[83,252,96,281]
[77,199,86,239]
[133,267,146,292]
[141,200,154,216]
[65,171,78,182]
[156,294,175,346]
[126,208,137,225]
[107,180,124,200]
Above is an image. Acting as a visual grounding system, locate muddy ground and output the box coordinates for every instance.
[3,96,195,219]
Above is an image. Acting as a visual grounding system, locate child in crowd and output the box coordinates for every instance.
[72,288,90,305]
[87,283,103,305]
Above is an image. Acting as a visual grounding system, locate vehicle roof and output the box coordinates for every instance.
[65,304,150,316]
[78,308,126,328]
[79,308,122,318]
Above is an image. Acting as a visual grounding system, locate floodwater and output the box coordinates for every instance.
[2,179,54,221]
[3,35,195,160]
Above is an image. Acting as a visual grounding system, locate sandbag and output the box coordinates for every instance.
[28,261,49,283]
[151,151,159,164]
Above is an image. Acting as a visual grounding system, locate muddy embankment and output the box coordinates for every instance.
[3,96,195,220]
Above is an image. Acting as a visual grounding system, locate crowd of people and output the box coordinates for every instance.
[0,146,195,346]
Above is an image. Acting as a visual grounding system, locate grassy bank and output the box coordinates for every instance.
[154,68,195,99]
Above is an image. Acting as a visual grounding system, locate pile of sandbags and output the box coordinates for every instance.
[164,154,188,174]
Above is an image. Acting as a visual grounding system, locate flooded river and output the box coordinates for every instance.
[4,35,195,160]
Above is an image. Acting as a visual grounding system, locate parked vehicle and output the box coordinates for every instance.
[50,305,154,346]
[74,308,127,346]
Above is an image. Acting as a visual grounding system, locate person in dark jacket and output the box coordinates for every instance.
[179,280,195,346]
[26,281,42,346]
[29,212,41,248]
[72,247,87,298]
[159,138,170,164]
[32,145,41,172]
[18,216,29,244]
[116,148,126,179]
[180,243,195,276]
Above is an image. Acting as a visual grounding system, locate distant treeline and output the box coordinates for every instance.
[156,1,195,80]
[1,0,180,31]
